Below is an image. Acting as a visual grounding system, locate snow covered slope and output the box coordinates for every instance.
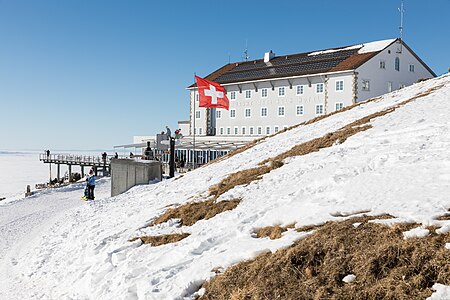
[1,74,450,299]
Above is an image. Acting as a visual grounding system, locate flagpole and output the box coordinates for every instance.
[193,73,196,170]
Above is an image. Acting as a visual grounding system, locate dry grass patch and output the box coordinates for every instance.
[435,214,450,221]
[209,161,283,200]
[152,198,241,227]
[200,215,450,300]
[255,223,295,240]
[130,233,190,246]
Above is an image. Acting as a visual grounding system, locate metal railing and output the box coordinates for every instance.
[39,153,116,165]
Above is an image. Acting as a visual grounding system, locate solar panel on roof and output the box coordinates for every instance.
[215,59,343,83]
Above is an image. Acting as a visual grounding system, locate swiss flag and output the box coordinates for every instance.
[195,76,229,110]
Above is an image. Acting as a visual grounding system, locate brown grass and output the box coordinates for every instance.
[152,198,241,227]
[200,215,450,300]
[129,233,190,246]
[435,214,450,221]
[255,223,295,240]
[208,161,283,200]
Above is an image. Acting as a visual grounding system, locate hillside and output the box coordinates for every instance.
[2,74,450,299]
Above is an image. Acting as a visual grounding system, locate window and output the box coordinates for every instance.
[266,126,271,134]
[249,127,254,135]
[261,107,268,117]
[335,102,344,111]
[220,127,224,135]
[296,105,304,115]
[399,83,406,89]
[379,60,386,69]
[195,111,200,119]
[278,106,285,116]
[199,127,203,135]
[395,57,400,71]
[316,104,324,115]
[335,80,344,91]
[230,91,236,100]
[387,81,393,92]
[194,128,196,134]
[409,64,415,72]
[274,126,279,133]
[261,88,268,98]
[230,109,236,118]
[216,110,221,119]
[227,127,231,135]
[245,108,251,118]
[316,83,324,94]
[278,86,285,97]
[195,92,199,101]
[257,126,262,135]
[362,80,370,91]
[242,127,246,135]
[245,90,252,99]
[234,127,238,135]
[296,85,304,95]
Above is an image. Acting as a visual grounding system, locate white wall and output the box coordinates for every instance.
[356,40,434,102]
[189,72,355,137]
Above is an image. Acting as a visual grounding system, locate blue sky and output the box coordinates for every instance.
[0,0,449,150]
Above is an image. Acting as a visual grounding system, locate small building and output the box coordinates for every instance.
[187,38,435,137]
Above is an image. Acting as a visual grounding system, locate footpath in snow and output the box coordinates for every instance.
[1,74,450,299]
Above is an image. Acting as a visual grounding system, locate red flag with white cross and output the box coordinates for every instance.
[195,76,229,110]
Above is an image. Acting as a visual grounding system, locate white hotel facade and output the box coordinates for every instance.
[187,38,435,138]
[124,38,434,167]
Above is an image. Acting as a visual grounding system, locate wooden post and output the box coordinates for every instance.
[81,166,85,177]
[57,164,60,181]
[68,165,72,182]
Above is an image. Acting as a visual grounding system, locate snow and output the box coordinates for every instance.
[307,38,396,56]
[427,283,450,300]
[342,274,356,283]
[358,39,396,54]
[402,227,430,239]
[1,74,450,299]
[445,243,450,250]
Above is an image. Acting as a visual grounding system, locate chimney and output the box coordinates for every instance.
[264,50,275,63]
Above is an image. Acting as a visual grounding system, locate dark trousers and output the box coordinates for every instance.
[88,184,95,200]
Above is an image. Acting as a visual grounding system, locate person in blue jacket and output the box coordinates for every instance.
[86,169,96,200]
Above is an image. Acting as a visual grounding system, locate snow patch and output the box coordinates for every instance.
[342,274,356,283]
[403,227,429,239]
[427,283,450,300]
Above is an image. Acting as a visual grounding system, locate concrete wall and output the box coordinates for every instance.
[110,159,162,197]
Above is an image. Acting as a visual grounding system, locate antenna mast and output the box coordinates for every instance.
[243,39,249,61]
[398,0,405,53]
